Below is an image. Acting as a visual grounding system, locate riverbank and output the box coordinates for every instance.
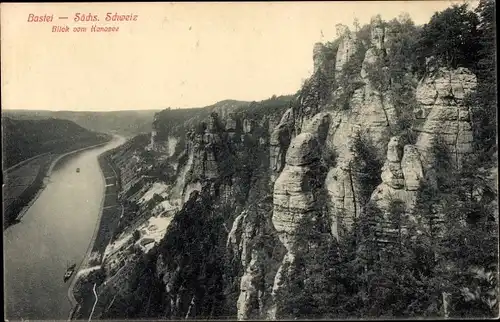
[5,152,51,172]
[68,140,125,320]
[3,135,127,320]
[3,139,112,230]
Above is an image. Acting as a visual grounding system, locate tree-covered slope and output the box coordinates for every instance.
[2,117,111,168]
[2,109,160,138]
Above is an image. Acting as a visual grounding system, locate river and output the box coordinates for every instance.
[3,135,126,320]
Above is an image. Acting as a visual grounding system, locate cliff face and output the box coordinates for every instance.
[414,66,477,169]
[244,18,480,317]
[334,24,357,80]
[86,14,492,321]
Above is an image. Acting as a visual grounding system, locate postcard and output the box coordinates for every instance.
[2,1,498,321]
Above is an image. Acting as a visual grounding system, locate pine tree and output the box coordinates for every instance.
[467,0,497,157]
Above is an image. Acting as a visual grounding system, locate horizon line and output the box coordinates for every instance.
[1,94,297,113]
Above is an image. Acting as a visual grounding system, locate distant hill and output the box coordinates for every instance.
[152,96,294,139]
[2,109,160,138]
[2,117,111,169]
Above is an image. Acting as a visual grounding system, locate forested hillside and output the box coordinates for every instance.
[2,117,111,168]
[2,109,159,138]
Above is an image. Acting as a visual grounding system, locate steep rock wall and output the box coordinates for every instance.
[325,19,395,237]
[414,67,477,169]
[335,24,357,80]
[270,113,333,318]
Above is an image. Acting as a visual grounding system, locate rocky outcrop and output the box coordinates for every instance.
[243,119,254,134]
[370,15,385,51]
[296,76,330,135]
[272,132,324,250]
[270,108,294,184]
[368,137,425,245]
[183,113,226,182]
[335,24,357,80]
[370,137,424,212]
[353,17,395,151]
[225,113,239,140]
[326,155,357,239]
[414,67,477,169]
[149,113,179,157]
[270,114,332,317]
[228,198,285,320]
[313,42,327,74]
[401,145,425,191]
[325,17,397,237]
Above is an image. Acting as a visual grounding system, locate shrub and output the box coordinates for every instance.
[351,132,384,206]
[322,145,338,168]
[133,230,141,241]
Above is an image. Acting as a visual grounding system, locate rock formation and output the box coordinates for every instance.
[335,24,357,80]
[228,199,285,320]
[272,132,325,250]
[370,137,423,209]
[270,108,294,184]
[325,154,358,238]
[313,42,327,74]
[325,17,397,237]
[414,67,477,169]
[270,114,332,317]
[370,15,385,51]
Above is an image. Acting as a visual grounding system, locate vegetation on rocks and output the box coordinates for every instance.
[91,1,496,320]
[351,131,384,207]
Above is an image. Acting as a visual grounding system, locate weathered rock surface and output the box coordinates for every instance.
[326,17,397,236]
[370,137,424,212]
[270,108,294,184]
[270,115,332,318]
[401,145,424,191]
[272,133,324,249]
[313,42,327,74]
[228,200,285,320]
[335,24,357,80]
[414,67,477,169]
[368,137,425,245]
[370,15,385,51]
[326,157,358,239]
[296,76,328,135]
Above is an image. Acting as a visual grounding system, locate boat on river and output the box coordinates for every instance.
[76,168,80,173]
[64,263,77,283]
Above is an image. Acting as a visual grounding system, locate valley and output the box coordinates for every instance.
[2,1,497,320]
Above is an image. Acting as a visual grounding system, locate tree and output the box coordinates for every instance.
[353,17,360,32]
[351,132,384,207]
[387,198,407,254]
[417,4,480,70]
[466,0,497,158]
[274,215,349,319]
[437,153,498,317]
[409,134,498,318]
[133,230,141,241]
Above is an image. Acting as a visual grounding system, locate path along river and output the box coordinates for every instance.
[3,135,126,320]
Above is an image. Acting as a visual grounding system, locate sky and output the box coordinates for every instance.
[1,1,474,111]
